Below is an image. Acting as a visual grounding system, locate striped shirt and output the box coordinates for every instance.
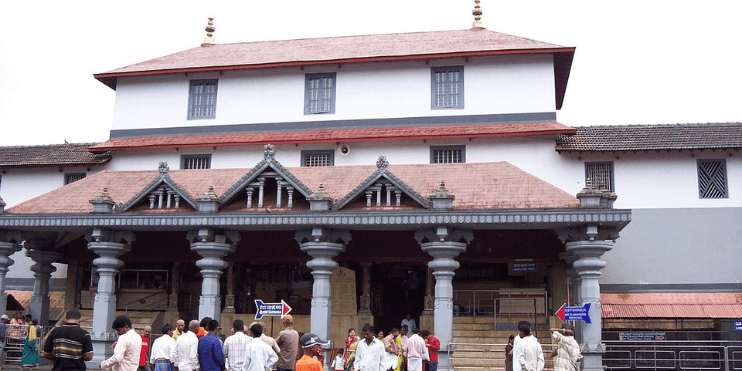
[223,332,251,371]
[43,323,93,371]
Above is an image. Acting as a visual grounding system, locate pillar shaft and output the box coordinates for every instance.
[189,229,238,321]
[26,247,62,325]
[566,239,613,371]
[0,235,23,315]
[87,229,134,365]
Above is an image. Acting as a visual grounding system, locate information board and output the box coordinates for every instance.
[331,267,357,315]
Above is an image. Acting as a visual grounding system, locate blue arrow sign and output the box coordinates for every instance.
[735,321,742,332]
[556,303,592,324]
[254,299,292,320]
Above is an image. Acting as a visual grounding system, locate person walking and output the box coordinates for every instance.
[382,328,400,371]
[275,315,299,371]
[512,321,530,371]
[295,333,330,371]
[100,315,142,371]
[172,320,200,371]
[139,326,152,371]
[223,319,251,371]
[402,329,426,371]
[243,323,278,371]
[354,324,384,371]
[149,324,176,371]
[515,323,544,371]
[197,320,225,371]
[42,309,94,371]
[20,318,41,371]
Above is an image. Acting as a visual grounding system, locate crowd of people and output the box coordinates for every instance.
[0,312,44,371]
[340,322,440,371]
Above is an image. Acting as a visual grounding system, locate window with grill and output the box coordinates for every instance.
[301,150,334,167]
[188,79,218,120]
[431,66,464,109]
[65,173,86,185]
[181,155,212,169]
[430,146,465,164]
[305,73,336,114]
[697,159,728,198]
[585,162,614,191]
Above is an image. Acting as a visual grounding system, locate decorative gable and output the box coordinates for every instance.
[118,162,198,212]
[219,144,314,210]
[333,156,430,210]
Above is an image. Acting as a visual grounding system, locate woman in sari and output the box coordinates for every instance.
[20,319,39,371]
[343,329,360,371]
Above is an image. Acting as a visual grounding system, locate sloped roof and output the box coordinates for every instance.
[0,143,111,167]
[601,293,742,319]
[5,162,579,214]
[89,122,574,153]
[556,123,742,152]
[94,28,575,109]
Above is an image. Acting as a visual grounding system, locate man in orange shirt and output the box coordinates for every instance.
[295,333,330,371]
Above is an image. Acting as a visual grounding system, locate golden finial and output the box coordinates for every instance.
[201,17,215,46]
[472,0,485,30]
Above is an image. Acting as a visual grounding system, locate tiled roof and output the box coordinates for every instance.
[5,162,579,214]
[94,29,575,109]
[601,293,742,319]
[0,143,111,167]
[555,123,742,152]
[89,122,575,152]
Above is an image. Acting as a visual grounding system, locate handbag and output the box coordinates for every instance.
[422,344,430,362]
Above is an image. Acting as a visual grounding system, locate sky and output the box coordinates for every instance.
[1,1,741,146]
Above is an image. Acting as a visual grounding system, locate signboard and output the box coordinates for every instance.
[555,303,591,323]
[254,299,292,320]
[735,321,742,332]
[512,262,537,272]
[619,332,666,341]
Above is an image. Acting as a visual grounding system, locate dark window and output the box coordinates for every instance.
[301,150,334,167]
[431,66,464,109]
[181,154,212,169]
[585,162,614,192]
[65,173,86,185]
[431,146,465,164]
[304,73,336,114]
[698,159,728,198]
[188,79,218,120]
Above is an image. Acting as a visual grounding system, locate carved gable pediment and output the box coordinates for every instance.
[334,156,430,210]
[118,162,198,212]
[219,145,313,210]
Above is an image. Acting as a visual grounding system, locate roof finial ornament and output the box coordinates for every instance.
[472,0,485,30]
[201,17,216,47]
[264,144,276,160]
[376,156,389,170]
[158,162,170,174]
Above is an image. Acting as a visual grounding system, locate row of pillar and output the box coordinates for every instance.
[0,225,613,371]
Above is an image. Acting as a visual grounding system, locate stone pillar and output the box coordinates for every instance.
[224,261,235,313]
[296,227,351,370]
[560,252,583,343]
[0,231,23,315]
[562,226,614,371]
[86,228,135,364]
[415,226,472,371]
[25,235,63,325]
[188,228,239,321]
[358,262,372,315]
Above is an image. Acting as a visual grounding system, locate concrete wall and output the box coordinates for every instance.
[110,54,556,131]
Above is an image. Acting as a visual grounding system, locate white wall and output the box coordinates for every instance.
[111,54,556,130]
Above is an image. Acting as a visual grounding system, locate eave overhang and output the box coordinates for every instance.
[0,208,631,233]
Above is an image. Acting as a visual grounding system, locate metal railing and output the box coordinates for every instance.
[2,324,55,364]
[448,341,742,371]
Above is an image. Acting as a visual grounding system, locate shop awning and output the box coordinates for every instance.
[601,293,742,319]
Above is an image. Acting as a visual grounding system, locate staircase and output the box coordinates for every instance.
[449,316,553,371]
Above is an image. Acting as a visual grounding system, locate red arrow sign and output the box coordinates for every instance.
[556,303,566,322]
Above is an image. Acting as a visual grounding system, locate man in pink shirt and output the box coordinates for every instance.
[101,315,142,371]
[403,329,426,371]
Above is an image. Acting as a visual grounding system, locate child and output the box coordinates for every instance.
[332,349,345,371]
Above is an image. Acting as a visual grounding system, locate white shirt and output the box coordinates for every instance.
[512,333,522,371]
[354,338,385,371]
[401,319,417,333]
[515,335,544,371]
[243,338,278,371]
[172,331,200,371]
[101,329,142,371]
[259,334,281,355]
[150,334,176,363]
[223,332,252,371]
